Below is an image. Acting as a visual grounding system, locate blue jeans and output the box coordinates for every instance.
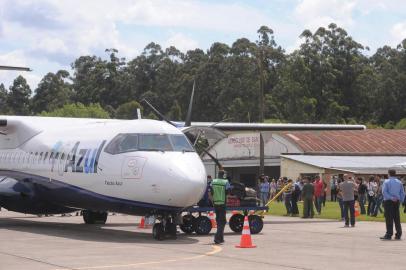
[358,194,366,215]
[260,192,269,206]
[373,195,383,216]
[315,196,323,213]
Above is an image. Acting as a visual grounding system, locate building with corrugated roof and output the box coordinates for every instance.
[202,129,406,187]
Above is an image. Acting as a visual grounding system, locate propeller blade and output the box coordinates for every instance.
[0,66,31,71]
[184,81,195,127]
[141,99,177,127]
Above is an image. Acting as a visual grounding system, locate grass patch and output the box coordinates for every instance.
[267,201,406,223]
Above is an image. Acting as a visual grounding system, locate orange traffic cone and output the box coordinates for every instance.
[236,215,256,248]
[209,211,217,228]
[138,216,146,229]
[354,201,360,217]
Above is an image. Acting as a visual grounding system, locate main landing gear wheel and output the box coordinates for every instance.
[194,216,212,235]
[248,215,263,234]
[229,213,244,233]
[179,214,196,234]
[165,222,177,239]
[153,223,165,241]
[82,210,108,224]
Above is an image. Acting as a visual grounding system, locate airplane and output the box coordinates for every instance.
[0,116,209,240]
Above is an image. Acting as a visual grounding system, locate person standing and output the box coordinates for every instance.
[357,177,367,215]
[336,178,345,220]
[301,177,314,218]
[283,179,294,216]
[340,175,356,227]
[259,177,270,207]
[291,180,301,216]
[270,179,277,200]
[330,176,338,202]
[380,169,405,240]
[313,176,323,215]
[210,170,229,244]
[372,177,384,217]
[367,176,378,216]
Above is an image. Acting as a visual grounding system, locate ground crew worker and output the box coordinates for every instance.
[210,170,229,244]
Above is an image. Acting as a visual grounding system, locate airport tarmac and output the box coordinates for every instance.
[0,210,405,270]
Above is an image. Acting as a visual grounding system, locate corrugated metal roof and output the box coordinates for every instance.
[282,155,406,174]
[280,130,406,155]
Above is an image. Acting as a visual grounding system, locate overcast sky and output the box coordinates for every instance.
[1,0,406,90]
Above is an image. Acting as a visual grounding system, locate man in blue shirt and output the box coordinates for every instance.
[380,169,405,240]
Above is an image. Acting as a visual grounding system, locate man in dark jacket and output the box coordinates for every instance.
[301,177,314,218]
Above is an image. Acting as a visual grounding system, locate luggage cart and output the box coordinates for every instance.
[180,205,269,235]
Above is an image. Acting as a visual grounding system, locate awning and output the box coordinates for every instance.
[282,155,406,174]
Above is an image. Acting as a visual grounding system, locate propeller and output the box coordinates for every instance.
[0,66,32,71]
[141,99,177,127]
[184,80,195,127]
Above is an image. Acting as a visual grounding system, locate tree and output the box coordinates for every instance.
[115,101,142,119]
[0,83,9,114]
[8,75,31,115]
[39,103,110,118]
[168,100,182,120]
[32,70,72,114]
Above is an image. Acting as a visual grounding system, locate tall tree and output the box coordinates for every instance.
[32,70,72,114]
[8,75,31,115]
[0,83,9,114]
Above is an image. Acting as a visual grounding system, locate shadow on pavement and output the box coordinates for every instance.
[264,219,338,225]
[0,217,198,245]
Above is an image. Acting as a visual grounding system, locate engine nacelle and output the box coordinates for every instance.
[0,177,75,214]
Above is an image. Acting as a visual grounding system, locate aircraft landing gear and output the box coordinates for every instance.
[82,210,108,224]
[152,215,177,240]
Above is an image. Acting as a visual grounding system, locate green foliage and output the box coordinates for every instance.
[5,25,406,126]
[8,76,31,115]
[115,101,142,119]
[39,103,110,118]
[32,70,72,114]
[395,118,406,129]
[0,83,9,114]
[168,100,182,120]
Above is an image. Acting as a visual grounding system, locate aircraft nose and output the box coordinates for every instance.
[169,154,207,206]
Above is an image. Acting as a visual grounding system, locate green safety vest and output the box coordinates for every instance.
[212,178,228,205]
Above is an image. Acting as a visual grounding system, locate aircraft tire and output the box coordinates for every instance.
[83,210,108,224]
[194,216,212,235]
[179,214,196,234]
[153,223,165,241]
[229,214,244,233]
[165,222,177,238]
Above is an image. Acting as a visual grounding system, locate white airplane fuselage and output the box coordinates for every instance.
[0,116,207,216]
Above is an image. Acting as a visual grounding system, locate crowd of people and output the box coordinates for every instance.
[257,172,406,230]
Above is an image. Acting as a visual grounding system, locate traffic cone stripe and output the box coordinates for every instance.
[235,215,256,248]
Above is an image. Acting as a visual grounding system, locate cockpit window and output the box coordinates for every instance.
[169,135,194,152]
[104,133,195,154]
[139,134,172,151]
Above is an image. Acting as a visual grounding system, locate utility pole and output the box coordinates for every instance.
[259,132,264,175]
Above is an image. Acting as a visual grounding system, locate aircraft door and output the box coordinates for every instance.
[121,156,147,179]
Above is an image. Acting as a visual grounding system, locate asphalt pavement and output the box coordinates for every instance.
[0,210,405,270]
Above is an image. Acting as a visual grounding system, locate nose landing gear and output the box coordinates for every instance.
[152,215,178,240]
